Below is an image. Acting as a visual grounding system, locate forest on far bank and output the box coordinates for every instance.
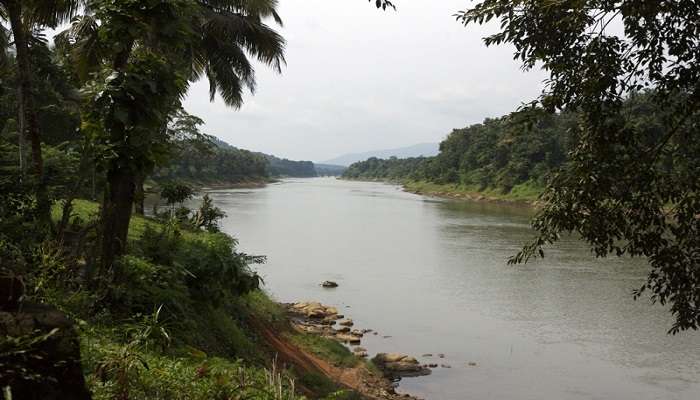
[343,91,658,197]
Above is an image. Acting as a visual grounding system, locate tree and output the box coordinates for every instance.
[0,0,81,226]
[458,1,700,333]
[60,0,285,276]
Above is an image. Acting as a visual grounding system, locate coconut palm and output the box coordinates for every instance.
[59,0,285,275]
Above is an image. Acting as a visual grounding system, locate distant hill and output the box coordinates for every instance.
[263,154,316,178]
[322,143,439,166]
[314,164,347,176]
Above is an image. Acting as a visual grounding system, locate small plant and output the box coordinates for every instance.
[190,195,225,233]
[125,305,172,351]
[94,340,149,400]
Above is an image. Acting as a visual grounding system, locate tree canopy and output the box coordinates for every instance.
[456,0,700,333]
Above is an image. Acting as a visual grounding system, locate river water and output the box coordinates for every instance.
[206,177,699,400]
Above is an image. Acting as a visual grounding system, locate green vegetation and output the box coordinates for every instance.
[460,0,700,333]
[403,181,542,203]
[345,84,699,332]
[286,334,358,369]
[155,136,318,186]
[0,1,398,398]
[4,196,362,399]
[343,104,575,201]
[344,0,700,332]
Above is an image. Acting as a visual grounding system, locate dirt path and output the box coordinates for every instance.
[250,319,417,400]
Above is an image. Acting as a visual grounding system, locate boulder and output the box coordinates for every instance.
[334,326,351,333]
[335,333,362,344]
[290,302,339,320]
[352,347,368,358]
[325,307,339,315]
[372,353,431,379]
[338,319,354,327]
[0,302,92,400]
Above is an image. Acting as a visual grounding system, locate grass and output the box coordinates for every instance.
[403,180,543,203]
[286,333,358,369]
[46,198,367,399]
[46,199,310,399]
[80,326,301,400]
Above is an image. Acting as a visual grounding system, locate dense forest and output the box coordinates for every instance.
[345,92,660,197]
[155,135,319,184]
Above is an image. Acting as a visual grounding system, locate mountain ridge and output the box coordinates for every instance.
[322,143,440,166]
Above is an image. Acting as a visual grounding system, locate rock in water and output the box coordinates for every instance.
[372,353,431,379]
[335,333,362,344]
[321,281,339,288]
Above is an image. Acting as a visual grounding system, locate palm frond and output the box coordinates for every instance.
[60,14,102,81]
[200,9,285,72]
[199,0,283,26]
[25,0,86,28]
[199,32,256,107]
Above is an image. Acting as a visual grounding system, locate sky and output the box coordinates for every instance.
[182,0,548,162]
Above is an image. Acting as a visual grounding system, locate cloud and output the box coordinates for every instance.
[182,0,546,161]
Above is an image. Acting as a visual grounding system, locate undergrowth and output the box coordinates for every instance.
[5,199,361,400]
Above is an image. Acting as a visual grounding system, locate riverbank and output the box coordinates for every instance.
[146,178,274,192]
[403,180,540,206]
[5,199,416,400]
[259,300,424,399]
[342,178,542,206]
[187,179,700,400]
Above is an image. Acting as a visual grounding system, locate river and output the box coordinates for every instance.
[206,177,699,400]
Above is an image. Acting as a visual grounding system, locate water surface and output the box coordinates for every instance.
[208,177,700,400]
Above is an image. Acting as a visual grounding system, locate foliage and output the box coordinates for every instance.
[265,154,317,178]
[84,335,302,400]
[343,104,575,194]
[160,182,194,207]
[155,137,318,184]
[155,138,271,184]
[459,0,700,332]
[191,194,226,233]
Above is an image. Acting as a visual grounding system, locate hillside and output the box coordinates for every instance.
[343,92,664,203]
[155,138,319,185]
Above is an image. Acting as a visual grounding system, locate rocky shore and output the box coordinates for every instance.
[285,301,439,397]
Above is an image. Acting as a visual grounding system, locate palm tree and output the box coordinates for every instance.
[60,0,286,275]
[0,0,82,226]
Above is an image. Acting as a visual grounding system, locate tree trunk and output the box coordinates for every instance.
[134,174,145,215]
[17,86,25,181]
[98,43,135,276]
[100,165,136,275]
[6,0,50,225]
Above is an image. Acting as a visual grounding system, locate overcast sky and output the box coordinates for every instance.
[182,0,547,162]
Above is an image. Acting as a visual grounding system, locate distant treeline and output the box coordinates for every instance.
[344,92,661,195]
[156,138,344,184]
